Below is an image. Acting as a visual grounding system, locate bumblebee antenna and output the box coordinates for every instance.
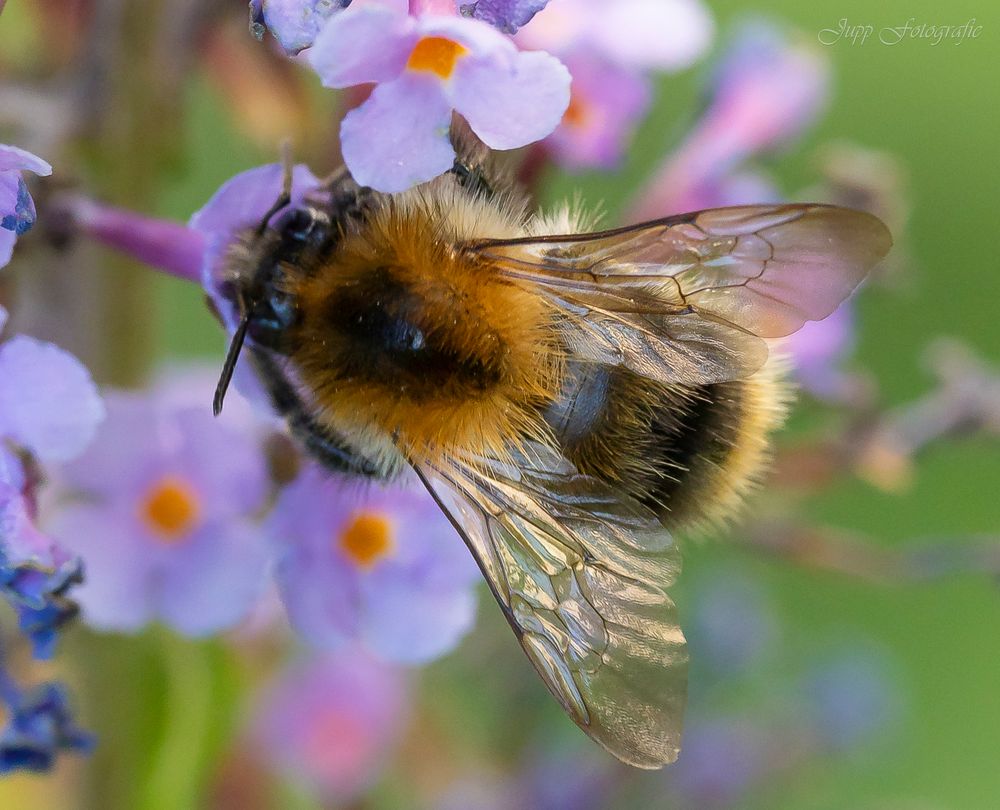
[213,313,250,417]
[255,140,294,235]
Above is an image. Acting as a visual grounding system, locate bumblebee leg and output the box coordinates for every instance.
[450,159,494,198]
[251,349,383,478]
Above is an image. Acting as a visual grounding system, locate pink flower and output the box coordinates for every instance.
[630,21,829,221]
[48,372,271,636]
[307,2,570,191]
[252,651,408,801]
[518,0,714,170]
[269,464,479,664]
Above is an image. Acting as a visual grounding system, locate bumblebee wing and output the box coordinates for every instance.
[413,441,688,768]
[467,204,891,385]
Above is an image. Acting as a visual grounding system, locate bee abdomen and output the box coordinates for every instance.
[546,362,788,535]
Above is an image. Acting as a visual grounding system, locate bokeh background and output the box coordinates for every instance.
[1,0,999,807]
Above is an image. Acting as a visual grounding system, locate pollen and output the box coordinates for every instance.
[406,36,468,79]
[141,476,200,542]
[339,511,394,569]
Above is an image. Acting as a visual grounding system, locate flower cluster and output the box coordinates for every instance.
[0,142,103,773]
[252,0,570,192]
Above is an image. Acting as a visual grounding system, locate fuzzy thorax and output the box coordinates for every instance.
[288,192,563,469]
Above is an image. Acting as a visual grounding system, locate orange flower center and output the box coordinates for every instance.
[563,90,591,128]
[339,511,394,569]
[406,36,468,79]
[141,476,200,542]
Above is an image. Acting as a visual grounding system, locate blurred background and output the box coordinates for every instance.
[1,0,999,808]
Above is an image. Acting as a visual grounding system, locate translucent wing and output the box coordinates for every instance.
[467,204,892,385]
[413,441,688,768]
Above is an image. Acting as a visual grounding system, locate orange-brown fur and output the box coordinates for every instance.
[287,186,565,469]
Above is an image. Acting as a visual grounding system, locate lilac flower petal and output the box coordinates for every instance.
[47,505,155,633]
[189,163,321,247]
[460,0,550,34]
[0,483,64,570]
[0,336,105,463]
[307,4,417,88]
[340,72,456,193]
[451,49,570,150]
[786,302,856,399]
[189,162,320,334]
[168,406,270,519]
[262,0,348,53]
[587,0,713,72]
[155,521,270,636]
[0,229,13,270]
[0,174,19,225]
[0,146,52,177]
[359,570,477,663]
[276,546,360,649]
[72,197,205,284]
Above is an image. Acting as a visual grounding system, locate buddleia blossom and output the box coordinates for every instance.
[305,1,570,191]
[629,20,829,220]
[518,0,714,169]
[251,650,408,801]
[0,303,100,774]
[0,145,52,269]
[269,464,479,663]
[0,304,103,658]
[48,374,271,636]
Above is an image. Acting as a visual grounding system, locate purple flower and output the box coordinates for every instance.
[307,3,570,191]
[517,0,713,170]
[0,311,106,465]
[520,0,713,72]
[629,21,828,220]
[668,718,772,808]
[48,373,272,636]
[269,464,479,664]
[687,569,778,680]
[784,303,858,400]
[803,648,900,751]
[0,681,93,775]
[0,145,52,269]
[544,54,651,171]
[460,0,549,34]
[252,651,408,800]
[0,304,102,655]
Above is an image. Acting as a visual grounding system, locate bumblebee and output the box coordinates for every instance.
[214,139,891,768]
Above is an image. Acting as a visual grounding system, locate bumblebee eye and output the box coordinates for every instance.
[248,290,299,351]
